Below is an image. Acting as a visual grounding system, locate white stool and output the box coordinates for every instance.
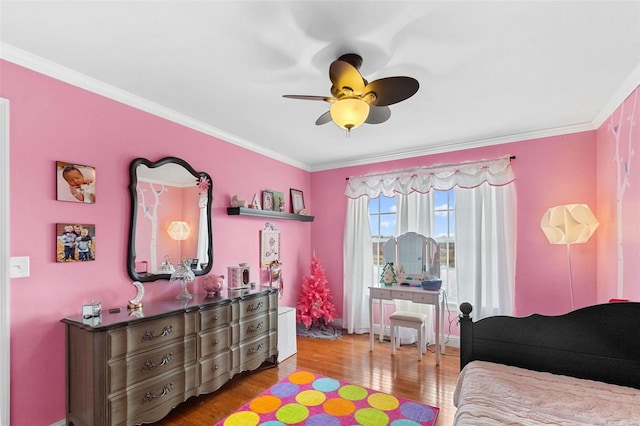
[389,311,428,360]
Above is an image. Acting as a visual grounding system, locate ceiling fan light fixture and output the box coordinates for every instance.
[330,98,370,131]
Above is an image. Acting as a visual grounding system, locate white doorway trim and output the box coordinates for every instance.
[1,97,10,425]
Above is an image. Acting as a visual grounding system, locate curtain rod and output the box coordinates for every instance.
[345,155,516,181]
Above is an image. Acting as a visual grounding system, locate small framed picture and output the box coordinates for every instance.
[56,161,96,203]
[56,223,96,262]
[272,191,285,212]
[261,223,280,267]
[290,189,305,214]
[262,190,274,211]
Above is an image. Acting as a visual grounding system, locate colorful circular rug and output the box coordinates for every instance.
[218,371,439,426]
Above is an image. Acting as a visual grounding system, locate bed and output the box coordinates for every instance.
[454,302,640,425]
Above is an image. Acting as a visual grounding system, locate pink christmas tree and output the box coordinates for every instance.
[296,256,337,328]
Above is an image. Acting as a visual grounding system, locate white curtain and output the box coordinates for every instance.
[342,155,516,334]
[455,183,516,319]
[394,191,435,344]
[343,196,374,334]
[196,191,210,270]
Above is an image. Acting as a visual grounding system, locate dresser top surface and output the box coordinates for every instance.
[62,287,277,331]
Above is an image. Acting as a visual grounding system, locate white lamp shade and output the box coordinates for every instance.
[540,204,599,245]
[167,221,190,241]
[330,98,370,130]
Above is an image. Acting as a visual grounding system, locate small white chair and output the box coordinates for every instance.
[389,311,429,360]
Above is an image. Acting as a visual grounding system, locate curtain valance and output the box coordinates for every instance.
[344,155,515,199]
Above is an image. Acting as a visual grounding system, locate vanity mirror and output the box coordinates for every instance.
[383,232,440,279]
[127,157,213,282]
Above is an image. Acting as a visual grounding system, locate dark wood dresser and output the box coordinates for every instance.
[62,288,278,426]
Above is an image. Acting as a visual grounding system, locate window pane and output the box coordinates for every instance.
[379,196,396,213]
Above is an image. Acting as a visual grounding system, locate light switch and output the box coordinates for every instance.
[10,256,30,278]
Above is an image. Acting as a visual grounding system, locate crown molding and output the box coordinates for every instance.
[591,62,640,129]
[309,122,596,172]
[0,43,311,172]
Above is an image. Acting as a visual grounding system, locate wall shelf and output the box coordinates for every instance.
[227,207,314,222]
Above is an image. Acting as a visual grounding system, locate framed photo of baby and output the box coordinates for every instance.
[56,223,96,263]
[56,161,96,203]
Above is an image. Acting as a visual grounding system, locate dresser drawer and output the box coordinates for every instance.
[199,328,231,358]
[389,290,413,301]
[371,288,392,299]
[237,312,272,342]
[108,367,196,426]
[413,292,439,304]
[233,332,276,371]
[108,314,194,359]
[238,294,270,319]
[108,336,196,394]
[199,351,230,384]
[199,304,231,332]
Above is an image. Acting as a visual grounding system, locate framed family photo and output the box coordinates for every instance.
[56,223,96,262]
[290,188,305,214]
[56,161,96,203]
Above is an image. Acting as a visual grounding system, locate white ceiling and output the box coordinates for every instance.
[1,1,639,171]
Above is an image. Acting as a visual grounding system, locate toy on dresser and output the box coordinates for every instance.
[228,263,250,289]
[202,274,224,297]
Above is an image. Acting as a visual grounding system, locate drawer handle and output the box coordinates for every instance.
[141,359,155,372]
[212,315,219,322]
[247,321,264,333]
[141,352,173,372]
[141,325,173,342]
[213,339,220,346]
[141,382,174,404]
[248,343,264,354]
[247,301,264,312]
[160,352,174,365]
[214,364,219,370]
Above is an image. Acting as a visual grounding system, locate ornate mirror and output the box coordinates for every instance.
[383,232,440,278]
[127,157,213,282]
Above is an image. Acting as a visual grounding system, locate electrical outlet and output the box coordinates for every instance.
[10,256,30,278]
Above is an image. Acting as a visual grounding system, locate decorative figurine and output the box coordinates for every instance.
[128,281,145,309]
[202,274,224,297]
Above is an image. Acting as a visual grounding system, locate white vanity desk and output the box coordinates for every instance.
[369,285,445,364]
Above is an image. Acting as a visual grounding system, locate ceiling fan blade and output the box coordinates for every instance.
[364,76,419,106]
[329,60,366,97]
[282,95,333,102]
[315,111,332,125]
[365,106,391,124]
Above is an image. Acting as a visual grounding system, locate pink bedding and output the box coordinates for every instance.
[453,361,640,425]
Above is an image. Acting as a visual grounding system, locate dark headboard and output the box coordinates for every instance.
[459,302,640,389]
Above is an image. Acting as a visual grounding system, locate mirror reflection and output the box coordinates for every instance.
[127,157,213,282]
[383,232,440,278]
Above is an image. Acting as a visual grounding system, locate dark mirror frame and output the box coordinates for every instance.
[127,157,213,282]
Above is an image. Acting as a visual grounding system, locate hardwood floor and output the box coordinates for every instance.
[152,333,460,425]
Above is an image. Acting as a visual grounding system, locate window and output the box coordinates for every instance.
[434,190,456,301]
[369,196,396,283]
[369,190,457,300]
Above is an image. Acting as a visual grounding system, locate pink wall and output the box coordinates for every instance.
[2,60,311,425]
[311,132,598,318]
[596,85,640,303]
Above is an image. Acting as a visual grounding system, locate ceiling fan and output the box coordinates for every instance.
[283,53,419,133]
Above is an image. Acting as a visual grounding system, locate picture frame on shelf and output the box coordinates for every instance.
[262,190,274,211]
[290,188,305,214]
[272,190,285,212]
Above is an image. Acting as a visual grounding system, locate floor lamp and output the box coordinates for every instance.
[167,221,190,263]
[540,204,599,309]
